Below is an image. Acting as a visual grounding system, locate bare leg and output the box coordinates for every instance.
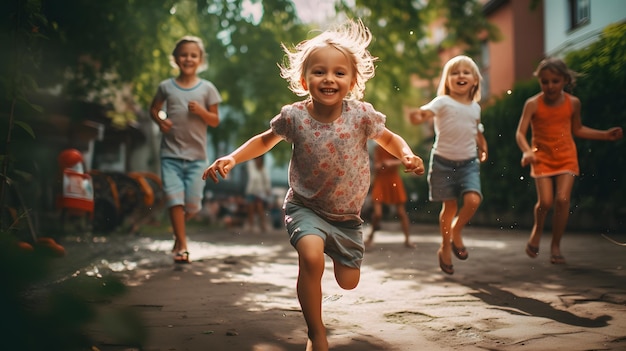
[256,200,267,232]
[550,174,575,263]
[395,203,415,248]
[295,236,329,351]
[365,202,382,248]
[332,260,360,290]
[451,192,481,250]
[170,205,187,253]
[439,200,457,267]
[246,200,255,229]
[528,177,555,253]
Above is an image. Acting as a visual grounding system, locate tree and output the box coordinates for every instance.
[336,0,499,146]
[195,0,307,161]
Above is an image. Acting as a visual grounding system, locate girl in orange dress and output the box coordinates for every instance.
[516,58,623,264]
[365,145,415,248]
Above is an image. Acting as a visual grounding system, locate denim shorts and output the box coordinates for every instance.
[284,202,364,269]
[161,157,207,214]
[428,154,482,202]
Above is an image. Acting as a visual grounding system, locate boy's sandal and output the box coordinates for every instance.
[174,251,190,264]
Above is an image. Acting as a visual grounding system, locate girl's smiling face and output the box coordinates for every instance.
[446,62,478,101]
[301,45,356,108]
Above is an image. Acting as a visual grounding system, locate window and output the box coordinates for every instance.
[569,0,590,29]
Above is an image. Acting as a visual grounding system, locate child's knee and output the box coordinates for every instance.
[334,266,360,290]
[337,276,359,290]
[464,191,482,207]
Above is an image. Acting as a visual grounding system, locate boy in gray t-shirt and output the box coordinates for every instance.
[150,36,222,264]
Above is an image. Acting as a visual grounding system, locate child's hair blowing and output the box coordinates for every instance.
[279,19,377,100]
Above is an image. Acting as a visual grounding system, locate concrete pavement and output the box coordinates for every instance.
[80,222,626,351]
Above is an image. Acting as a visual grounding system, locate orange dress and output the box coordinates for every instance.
[530,93,579,178]
[370,146,407,204]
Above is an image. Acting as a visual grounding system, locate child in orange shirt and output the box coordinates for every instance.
[515,57,622,264]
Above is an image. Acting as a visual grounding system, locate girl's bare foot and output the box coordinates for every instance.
[305,333,328,351]
[404,241,416,248]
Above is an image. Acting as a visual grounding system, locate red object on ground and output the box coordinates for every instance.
[56,149,94,214]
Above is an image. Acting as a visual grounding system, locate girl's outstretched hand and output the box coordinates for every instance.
[409,109,425,125]
[607,127,623,141]
[202,156,236,183]
[402,155,425,175]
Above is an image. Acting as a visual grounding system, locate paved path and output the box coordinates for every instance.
[68,223,626,351]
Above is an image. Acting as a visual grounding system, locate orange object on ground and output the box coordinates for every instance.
[35,237,66,257]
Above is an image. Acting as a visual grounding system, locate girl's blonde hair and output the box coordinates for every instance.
[437,55,482,102]
[279,19,377,100]
[170,35,208,73]
[534,57,578,91]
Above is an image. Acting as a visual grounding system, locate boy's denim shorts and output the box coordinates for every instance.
[161,157,207,215]
[428,154,483,202]
[284,202,364,269]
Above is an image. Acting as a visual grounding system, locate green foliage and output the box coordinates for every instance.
[37,0,178,101]
[565,23,626,218]
[1,0,48,232]
[336,0,500,146]
[480,80,539,221]
[0,234,145,351]
[195,0,307,160]
[2,0,501,165]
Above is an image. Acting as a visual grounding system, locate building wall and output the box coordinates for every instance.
[511,0,544,80]
[485,3,515,98]
[544,0,626,57]
[484,0,544,99]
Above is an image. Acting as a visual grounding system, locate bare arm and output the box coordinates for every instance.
[409,108,435,125]
[516,97,538,167]
[373,128,425,175]
[476,129,488,162]
[202,129,282,183]
[149,96,173,133]
[570,96,624,141]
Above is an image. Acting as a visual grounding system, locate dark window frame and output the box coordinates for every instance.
[568,0,590,30]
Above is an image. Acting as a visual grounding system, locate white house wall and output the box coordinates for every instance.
[544,0,626,57]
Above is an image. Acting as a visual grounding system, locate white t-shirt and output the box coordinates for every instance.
[421,95,481,161]
[245,160,271,198]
